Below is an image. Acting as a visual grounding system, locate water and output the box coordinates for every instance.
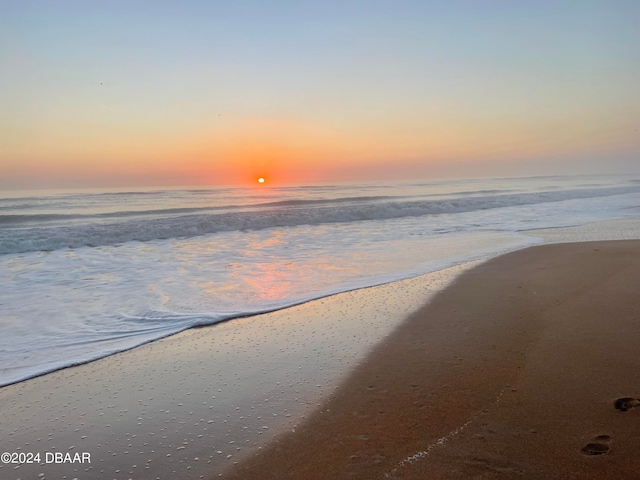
[1,174,639,386]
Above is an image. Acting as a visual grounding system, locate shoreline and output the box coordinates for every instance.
[0,260,473,480]
[5,216,639,389]
[0,234,532,390]
[1,236,640,479]
[228,240,640,479]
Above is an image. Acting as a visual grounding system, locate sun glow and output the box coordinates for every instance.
[257,177,265,184]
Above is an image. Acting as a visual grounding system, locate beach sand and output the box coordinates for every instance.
[228,240,640,479]
[0,261,469,480]
[2,240,639,480]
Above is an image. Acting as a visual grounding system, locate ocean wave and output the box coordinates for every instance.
[0,207,224,224]
[0,195,402,226]
[1,186,637,254]
[250,195,399,207]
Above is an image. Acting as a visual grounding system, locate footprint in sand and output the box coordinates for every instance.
[614,397,640,412]
[580,397,640,456]
[581,435,611,456]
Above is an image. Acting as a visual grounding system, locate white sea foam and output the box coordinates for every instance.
[1,175,639,386]
[0,185,637,254]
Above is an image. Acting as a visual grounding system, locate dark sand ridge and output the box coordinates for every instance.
[228,240,640,480]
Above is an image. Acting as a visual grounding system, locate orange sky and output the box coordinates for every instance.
[2,2,639,189]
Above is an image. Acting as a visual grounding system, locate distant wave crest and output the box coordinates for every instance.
[1,186,637,254]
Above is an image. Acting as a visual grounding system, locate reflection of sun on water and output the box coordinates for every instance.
[246,262,292,301]
[193,230,364,307]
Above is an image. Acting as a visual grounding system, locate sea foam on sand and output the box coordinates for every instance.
[0,262,473,479]
[1,218,639,480]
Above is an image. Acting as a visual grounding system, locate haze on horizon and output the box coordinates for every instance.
[1,1,639,190]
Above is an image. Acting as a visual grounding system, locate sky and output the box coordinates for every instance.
[1,0,639,189]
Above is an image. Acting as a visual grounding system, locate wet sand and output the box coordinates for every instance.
[2,240,640,480]
[228,240,640,479]
[0,262,469,480]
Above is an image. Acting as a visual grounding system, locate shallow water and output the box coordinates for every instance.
[1,174,639,386]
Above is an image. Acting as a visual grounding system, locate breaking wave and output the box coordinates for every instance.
[1,186,638,254]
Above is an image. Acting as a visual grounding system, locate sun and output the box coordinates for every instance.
[257,177,265,184]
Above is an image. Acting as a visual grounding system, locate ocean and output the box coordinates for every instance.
[1,174,639,387]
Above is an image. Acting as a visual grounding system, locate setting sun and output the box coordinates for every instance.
[257,177,265,184]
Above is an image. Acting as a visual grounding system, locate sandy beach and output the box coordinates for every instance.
[2,239,640,480]
[0,260,469,480]
[229,240,640,479]
[5,2,639,478]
